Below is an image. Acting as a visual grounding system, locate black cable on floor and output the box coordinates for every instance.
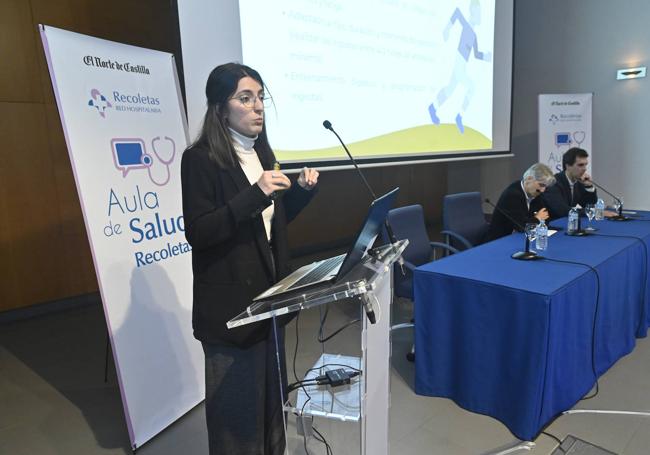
[541,430,565,453]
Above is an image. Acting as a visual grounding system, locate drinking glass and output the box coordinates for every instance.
[584,204,597,231]
[613,197,624,214]
[524,223,537,251]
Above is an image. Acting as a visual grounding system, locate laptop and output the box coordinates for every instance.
[253,187,399,302]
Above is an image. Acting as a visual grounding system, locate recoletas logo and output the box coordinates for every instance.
[88,88,162,117]
[88,89,112,118]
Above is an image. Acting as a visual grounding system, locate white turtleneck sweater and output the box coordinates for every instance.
[229,128,274,241]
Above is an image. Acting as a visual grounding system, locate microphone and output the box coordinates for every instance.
[323,119,404,316]
[322,119,401,245]
[589,179,629,221]
[484,198,542,260]
[322,120,377,199]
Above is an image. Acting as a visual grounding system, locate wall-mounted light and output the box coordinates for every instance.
[616,66,646,80]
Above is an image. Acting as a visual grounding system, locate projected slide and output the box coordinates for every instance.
[239,0,495,162]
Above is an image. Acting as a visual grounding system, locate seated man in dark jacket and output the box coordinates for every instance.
[543,147,598,219]
[485,163,555,242]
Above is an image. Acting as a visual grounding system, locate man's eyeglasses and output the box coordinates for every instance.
[229,93,273,109]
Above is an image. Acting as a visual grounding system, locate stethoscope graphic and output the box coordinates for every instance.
[141,136,176,186]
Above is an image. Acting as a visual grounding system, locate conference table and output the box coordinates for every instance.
[413,212,650,441]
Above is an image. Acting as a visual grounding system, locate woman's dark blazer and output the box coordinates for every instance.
[181,145,314,347]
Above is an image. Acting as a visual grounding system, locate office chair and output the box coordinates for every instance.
[441,191,489,251]
[382,204,458,361]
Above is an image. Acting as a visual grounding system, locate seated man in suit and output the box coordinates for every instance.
[543,147,597,219]
[485,163,555,242]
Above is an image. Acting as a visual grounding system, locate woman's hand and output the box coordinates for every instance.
[297,167,319,190]
[257,171,291,196]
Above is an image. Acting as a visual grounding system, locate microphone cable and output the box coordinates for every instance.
[317,302,361,343]
[287,366,361,393]
[590,232,649,336]
[622,211,650,222]
[290,310,335,454]
[291,311,317,453]
[539,256,601,400]
[302,363,362,415]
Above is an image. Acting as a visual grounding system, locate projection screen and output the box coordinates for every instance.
[179,0,514,169]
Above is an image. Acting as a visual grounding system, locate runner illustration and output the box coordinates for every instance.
[428,0,491,133]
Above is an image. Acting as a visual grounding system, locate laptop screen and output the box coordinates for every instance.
[335,187,400,280]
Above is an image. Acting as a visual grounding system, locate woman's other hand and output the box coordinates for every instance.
[297,167,319,190]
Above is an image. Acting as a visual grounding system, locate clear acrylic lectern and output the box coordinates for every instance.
[228,240,407,455]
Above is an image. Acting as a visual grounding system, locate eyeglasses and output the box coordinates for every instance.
[229,93,273,109]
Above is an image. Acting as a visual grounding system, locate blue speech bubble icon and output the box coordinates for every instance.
[555,132,572,147]
[111,138,152,177]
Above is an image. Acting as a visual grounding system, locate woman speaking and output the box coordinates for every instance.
[181,63,319,454]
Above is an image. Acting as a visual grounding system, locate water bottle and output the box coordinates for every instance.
[568,207,579,233]
[536,219,548,251]
[595,198,605,221]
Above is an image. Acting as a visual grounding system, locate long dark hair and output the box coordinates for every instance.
[192,63,275,169]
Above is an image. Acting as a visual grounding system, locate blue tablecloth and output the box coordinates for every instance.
[413,212,650,441]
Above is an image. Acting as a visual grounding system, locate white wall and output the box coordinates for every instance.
[486,0,650,210]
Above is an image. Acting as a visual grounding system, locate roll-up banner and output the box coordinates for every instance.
[40,25,202,449]
[538,93,593,173]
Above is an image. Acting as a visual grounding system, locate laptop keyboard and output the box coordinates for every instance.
[290,255,345,289]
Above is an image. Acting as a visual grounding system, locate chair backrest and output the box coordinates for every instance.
[382,204,459,300]
[384,204,432,267]
[442,192,489,247]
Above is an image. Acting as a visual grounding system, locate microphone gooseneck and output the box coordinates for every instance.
[323,119,399,244]
[589,179,625,217]
[322,119,404,286]
[589,179,621,204]
[589,179,633,221]
[484,198,542,260]
[322,120,377,200]
[484,198,525,231]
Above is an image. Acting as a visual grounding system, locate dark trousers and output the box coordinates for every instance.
[202,325,287,455]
